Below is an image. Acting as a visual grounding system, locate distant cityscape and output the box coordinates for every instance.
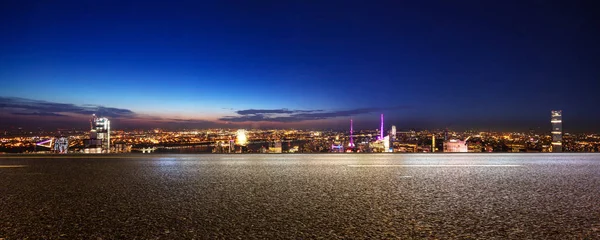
[1,110,599,154]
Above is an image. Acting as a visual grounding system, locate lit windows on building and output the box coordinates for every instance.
[551,110,562,152]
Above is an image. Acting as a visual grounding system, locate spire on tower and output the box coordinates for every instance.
[349,119,355,147]
[380,114,384,140]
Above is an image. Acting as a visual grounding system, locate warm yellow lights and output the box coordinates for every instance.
[236,129,248,146]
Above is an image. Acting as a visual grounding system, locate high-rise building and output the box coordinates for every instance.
[53,137,69,154]
[391,125,396,140]
[444,128,449,141]
[383,135,391,152]
[551,110,562,152]
[91,115,111,153]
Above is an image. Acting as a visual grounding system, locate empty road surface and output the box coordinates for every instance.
[1,153,599,239]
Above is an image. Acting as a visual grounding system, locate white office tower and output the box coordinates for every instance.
[91,115,111,153]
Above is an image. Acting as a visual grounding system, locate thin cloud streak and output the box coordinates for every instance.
[235,109,323,115]
[0,97,135,118]
[10,112,67,117]
[1,97,409,129]
[0,96,224,129]
[219,106,408,123]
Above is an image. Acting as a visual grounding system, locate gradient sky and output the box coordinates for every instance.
[1,0,599,132]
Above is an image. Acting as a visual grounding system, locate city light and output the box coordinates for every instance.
[0,1,598,239]
[236,129,248,146]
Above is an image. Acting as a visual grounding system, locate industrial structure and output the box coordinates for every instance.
[551,110,562,152]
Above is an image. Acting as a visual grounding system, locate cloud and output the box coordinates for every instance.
[11,112,67,117]
[0,97,227,130]
[291,108,384,120]
[220,114,297,123]
[114,117,224,130]
[219,106,407,123]
[235,109,323,115]
[0,96,407,129]
[163,118,218,124]
[0,97,135,118]
[236,109,295,115]
[93,107,136,118]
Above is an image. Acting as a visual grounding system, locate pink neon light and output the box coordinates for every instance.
[349,119,355,147]
[36,139,52,145]
[380,114,384,140]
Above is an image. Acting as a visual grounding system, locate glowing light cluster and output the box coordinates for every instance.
[236,129,248,146]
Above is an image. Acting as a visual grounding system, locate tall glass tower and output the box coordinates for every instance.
[91,115,111,153]
[551,110,562,152]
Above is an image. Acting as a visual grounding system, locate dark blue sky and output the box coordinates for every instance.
[1,0,599,131]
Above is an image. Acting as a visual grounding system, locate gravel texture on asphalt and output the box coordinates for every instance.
[1,153,599,239]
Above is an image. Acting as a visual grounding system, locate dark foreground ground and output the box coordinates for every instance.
[1,153,599,239]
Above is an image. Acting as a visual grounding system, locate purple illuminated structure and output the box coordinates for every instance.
[380,114,384,140]
[36,139,52,146]
[349,119,355,147]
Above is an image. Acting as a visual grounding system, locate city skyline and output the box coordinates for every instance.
[1,1,599,132]
[0,98,582,136]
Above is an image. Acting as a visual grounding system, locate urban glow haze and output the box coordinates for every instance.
[1,1,599,131]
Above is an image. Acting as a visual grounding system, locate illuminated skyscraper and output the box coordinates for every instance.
[432,135,436,152]
[551,110,562,152]
[91,115,111,153]
[53,137,69,154]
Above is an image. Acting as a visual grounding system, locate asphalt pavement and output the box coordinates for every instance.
[1,153,599,239]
